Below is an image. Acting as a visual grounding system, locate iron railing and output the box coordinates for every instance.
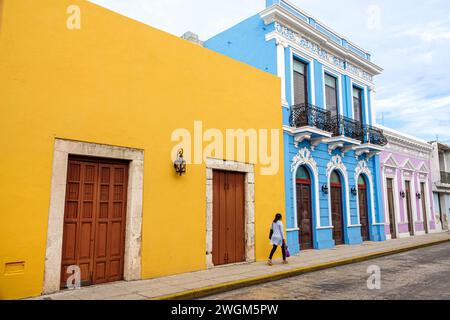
[441,171,450,184]
[330,115,364,142]
[289,104,387,147]
[362,125,388,146]
[289,103,332,132]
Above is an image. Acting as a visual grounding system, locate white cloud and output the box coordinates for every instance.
[401,22,450,43]
[366,5,381,31]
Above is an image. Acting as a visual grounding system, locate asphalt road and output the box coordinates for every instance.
[202,242,450,300]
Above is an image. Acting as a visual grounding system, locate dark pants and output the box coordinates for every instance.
[269,244,286,260]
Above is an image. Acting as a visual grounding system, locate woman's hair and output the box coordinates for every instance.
[273,213,282,223]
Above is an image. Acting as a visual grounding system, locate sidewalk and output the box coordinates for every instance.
[32,232,450,300]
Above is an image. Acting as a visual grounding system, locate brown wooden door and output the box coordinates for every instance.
[212,171,245,266]
[405,181,414,236]
[386,178,397,238]
[296,166,313,250]
[330,172,344,245]
[358,177,370,241]
[61,157,128,288]
[420,182,429,234]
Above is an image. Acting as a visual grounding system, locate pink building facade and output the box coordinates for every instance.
[379,126,440,239]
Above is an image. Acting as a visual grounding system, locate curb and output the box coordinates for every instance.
[151,238,450,300]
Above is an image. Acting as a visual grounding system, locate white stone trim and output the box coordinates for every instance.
[291,148,322,229]
[326,155,352,229]
[289,46,316,105]
[382,166,401,239]
[398,232,412,239]
[354,160,377,228]
[276,39,289,107]
[205,158,255,269]
[43,139,144,294]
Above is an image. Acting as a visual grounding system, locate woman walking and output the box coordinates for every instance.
[268,213,288,266]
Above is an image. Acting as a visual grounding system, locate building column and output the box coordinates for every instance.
[276,39,288,108]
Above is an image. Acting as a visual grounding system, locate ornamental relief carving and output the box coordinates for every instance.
[274,22,373,83]
[291,147,317,173]
[326,154,347,177]
[355,160,373,182]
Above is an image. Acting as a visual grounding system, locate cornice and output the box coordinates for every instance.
[383,130,433,157]
[260,5,383,77]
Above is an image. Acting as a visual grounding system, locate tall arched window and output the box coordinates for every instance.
[330,171,344,245]
[358,175,370,241]
[296,166,313,250]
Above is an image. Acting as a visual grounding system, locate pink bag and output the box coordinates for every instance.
[285,245,291,258]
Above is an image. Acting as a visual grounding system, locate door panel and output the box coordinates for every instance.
[212,171,245,266]
[386,178,397,238]
[331,186,344,245]
[297,183,313,250]
[405,181,414,236]
[358,186,370,241]
[61,158,128,288]
[420,182,429,234]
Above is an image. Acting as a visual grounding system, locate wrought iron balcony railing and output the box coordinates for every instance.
[289,104,388,148]
[362,125,388,146]
[441,171,450,184]
[289,103,332,132]
[330,115,364,142]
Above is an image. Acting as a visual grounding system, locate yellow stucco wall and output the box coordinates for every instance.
[0,0,285,299]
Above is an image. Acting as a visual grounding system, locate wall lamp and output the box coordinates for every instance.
[322,185,329,194]
[416,192,421,200]
[174,149,187,176]
[351,186,358,196]
[400,191,406,199]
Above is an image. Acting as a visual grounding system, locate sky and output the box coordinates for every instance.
[89,0,450,143]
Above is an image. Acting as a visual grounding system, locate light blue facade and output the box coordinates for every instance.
[205,0,387,254]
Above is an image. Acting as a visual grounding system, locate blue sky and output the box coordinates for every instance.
[90,0,450,143]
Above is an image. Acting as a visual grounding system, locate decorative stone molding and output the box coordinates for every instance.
[44,139,144,294]
[291,147,317,173]
[326,154,347,178]
[355,160,373,182]
[205,158,255,269]
[291,148,323,229]
[326,154,352,228]
[273,22,374,83]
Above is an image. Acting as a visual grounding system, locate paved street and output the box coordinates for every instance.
[31,232,450,300]
[203,242,450,300]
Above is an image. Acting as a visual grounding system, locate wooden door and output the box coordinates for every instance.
[386,178,397,238]
[212,171,245,266]
[405,181,414,236]
[330,172,345,245]
[61,157,128,288]
[420,182,429,234]
[296,166,313,250]
[358,176,370,241]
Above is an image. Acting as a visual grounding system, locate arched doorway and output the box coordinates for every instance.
[296,166,313,250]
[330,171,345,245]
[358,175,370,241]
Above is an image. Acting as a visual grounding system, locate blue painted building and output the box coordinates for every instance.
[205,0,389,254]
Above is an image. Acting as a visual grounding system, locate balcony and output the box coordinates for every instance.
[288,103,333,149]
[327,115,363,154]
[441,171,450,184]
[288,104,388,156]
